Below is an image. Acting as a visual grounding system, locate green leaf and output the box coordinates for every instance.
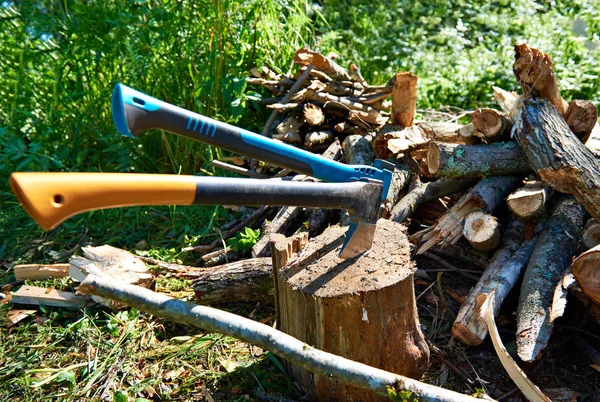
[55,371,76,389]
[113,390,129,402]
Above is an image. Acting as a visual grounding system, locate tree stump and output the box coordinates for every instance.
[271,219,429,401]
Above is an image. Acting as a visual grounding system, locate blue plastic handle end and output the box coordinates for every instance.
[112,84,135,137]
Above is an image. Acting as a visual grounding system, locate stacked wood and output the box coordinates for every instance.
[247,47,391,149]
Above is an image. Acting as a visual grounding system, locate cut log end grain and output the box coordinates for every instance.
[303,103,325,126]
[463,211,501,252]
[583,219,600,249]
[506,180,550,219]
[572,245,600,305]
[471,108,511,141]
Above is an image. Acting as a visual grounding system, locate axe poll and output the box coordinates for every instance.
[111,84,395,203]
[9,172,383,259]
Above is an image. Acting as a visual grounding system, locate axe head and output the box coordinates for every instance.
[340,219,377,259]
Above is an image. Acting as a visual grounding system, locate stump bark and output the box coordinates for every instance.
[272,219,429,401]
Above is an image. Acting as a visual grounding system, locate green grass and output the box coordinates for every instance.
[2,0,600,400]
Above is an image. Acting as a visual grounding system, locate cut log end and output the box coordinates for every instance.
[565,99,598,143]
[572,244,600,305]
[426,141,442,175]
[583,219,600,249]
[303,103,325,126]
[463,211,501,252]
[506,180,549,219]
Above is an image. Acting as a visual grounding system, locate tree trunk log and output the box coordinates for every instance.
[564,99,598,143]
[514,98,600,221]
[453,220,536,346]
[506,179,552,219]
[471,108,512,142]
[427,141,530,178]
[391,72,418,127]
[516,196,586,362]
[274,220,429,401]
[192,258,273,304]
[462,211,501,252]
[572,244,600,305]
[342,134,375,166]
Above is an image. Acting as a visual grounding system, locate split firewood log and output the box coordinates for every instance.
[492,86,518,116]
[513,43,568,115]
[427,141,530,179]
[582,219,600,249]
[453,220,537,346]
[572,244,600,305]
[516,196,586,362]
[564,99,598,143]
[413,176,519,254]
[462,211,501,252]
[513,97,600,221]
[391,72,418,127]
[506,179,552,219]
[470,108,512,142]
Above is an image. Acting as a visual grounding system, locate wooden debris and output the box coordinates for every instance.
[13,263,69,281]
[516,196,586,362]
[427,141,530,178]
[414,176,519,254]
[492,86,518,116]
[462,211,501,252]
[514,97,600,221]
[391,72,418,127]
[420,121,478,144]
[192,258,273,304]
[11,286,90,308]
[470,108,512,142]
[453,220,536,345]
[275,111,304,136]
[506,180,552,219]
[572,244,600,305]
[582,219,600,249]
[4,309,36,328]
[304,131,334,151]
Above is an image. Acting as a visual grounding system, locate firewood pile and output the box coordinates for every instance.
[235,43,600,368]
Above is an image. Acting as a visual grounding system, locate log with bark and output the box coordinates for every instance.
[513,97,600,221]
[516,196,586,362]
[462,211,501,252]
[293,47,351,81]
[470,108,512,142]
[571,244,600,305]
[427,141,530,178]
[414,176,519,254]
[193,258,273,304]
[452,220,537,346]
[271,220,429,401]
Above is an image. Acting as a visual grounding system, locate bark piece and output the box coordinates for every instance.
[274,220,429,400]
[78,274,491,402]
[391,72,418,127]
[471,108,512,142]
[11,286,91,308]
[572,244,600,305]
[513,43,568,115]
[516,196,586,362]
[462,211,501,252]
[427,141,530,178]
[390,177,476,224]
[13,264,69,281]
[452,220,536,345]
[565,99,598,143]
[293,48,351,81]
[303,103,325,126]
[506,180,552,219]
[414,176,519,254]
[514,98,600,221]
[582,219,600,249]
[192,258,273,304]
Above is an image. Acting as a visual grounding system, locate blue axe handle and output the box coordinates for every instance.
[112,84,394,201]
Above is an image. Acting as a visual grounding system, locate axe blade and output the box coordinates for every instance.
[339,219,377,259]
